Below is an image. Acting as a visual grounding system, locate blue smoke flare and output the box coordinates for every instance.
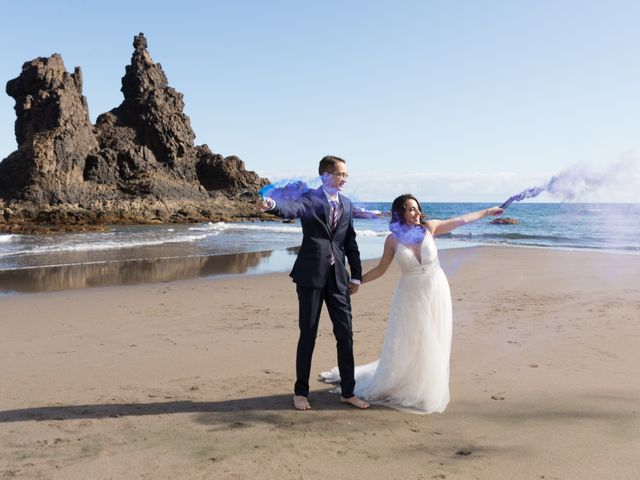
[259,177,322,202]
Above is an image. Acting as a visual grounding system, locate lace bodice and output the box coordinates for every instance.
[395,231,440,274]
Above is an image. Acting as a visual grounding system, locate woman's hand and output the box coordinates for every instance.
[486,207,504,216]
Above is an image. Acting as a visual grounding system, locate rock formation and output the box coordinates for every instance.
[1,55,98,203]
[0,33,268,232]
[490,217,519,225]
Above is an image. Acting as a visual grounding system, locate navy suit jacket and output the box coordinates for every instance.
[269,187,362,292]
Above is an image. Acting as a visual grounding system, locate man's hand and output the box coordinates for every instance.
[348,283,360,295]
[257,196,274,212]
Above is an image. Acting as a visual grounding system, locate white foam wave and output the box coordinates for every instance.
[189,222,393,238]
[0,234,209,258]
[356,229,388,237]
[190,222,303,234]
[188,222,230,232]
[0,235,17,243]
[190,222,389,237]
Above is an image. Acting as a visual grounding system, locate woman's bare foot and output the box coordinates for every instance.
[293,395,311,410]
[340,395,370,409]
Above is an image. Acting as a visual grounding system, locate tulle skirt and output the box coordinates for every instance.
[321,267,452,414]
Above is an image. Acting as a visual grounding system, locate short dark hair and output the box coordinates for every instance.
[318,155,346,176]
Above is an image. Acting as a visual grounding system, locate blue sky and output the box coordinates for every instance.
[1,0,639,202]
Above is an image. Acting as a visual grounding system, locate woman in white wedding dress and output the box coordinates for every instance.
[321,194,503,413]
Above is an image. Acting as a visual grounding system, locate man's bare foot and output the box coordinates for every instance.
[340,395,370,409]
[293,395,311,411]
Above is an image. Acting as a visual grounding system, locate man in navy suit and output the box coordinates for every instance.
[260,156,369,410]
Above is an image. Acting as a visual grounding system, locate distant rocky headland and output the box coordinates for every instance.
[0,33,271,233]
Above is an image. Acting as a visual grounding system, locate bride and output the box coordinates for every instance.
[321,194,503,413]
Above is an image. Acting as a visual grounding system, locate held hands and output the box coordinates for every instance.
[348,283,360,295]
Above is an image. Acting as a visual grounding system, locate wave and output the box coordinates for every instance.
[0,235,17,243]
[449,232,572,242]
[0,233,209,258]
[448,234,640,253]
[356,229,388,237]
[189,222,303,234]
[191,221,388,237]
[483,242,640,255]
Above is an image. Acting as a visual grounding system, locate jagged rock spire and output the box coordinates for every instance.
[3,54,97,202]
[114,32,195,166]
[121,33,169,109]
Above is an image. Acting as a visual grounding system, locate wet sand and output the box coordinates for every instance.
[1,246,639,479]
[0,249,296,294]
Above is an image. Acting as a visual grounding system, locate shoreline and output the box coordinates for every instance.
[0,212,283,235]
[1,240,638,295]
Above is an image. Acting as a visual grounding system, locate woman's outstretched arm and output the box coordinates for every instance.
[427,207,503,236]
[362,235,397,284]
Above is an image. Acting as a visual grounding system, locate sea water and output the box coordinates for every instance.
[0,202,638,293]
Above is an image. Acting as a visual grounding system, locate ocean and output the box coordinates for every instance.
[0,202,638,293]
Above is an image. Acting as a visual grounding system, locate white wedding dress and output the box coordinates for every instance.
[321,231,452,414]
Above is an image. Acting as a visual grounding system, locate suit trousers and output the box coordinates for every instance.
[294,266,355,398]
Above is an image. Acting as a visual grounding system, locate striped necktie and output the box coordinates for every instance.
[330,200,339,231]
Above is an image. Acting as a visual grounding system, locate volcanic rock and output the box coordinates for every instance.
[0,33,269,232]
[195,145,265,196]
[490,217,519,225]
[2,55,98,203]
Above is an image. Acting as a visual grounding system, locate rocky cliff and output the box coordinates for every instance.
[0,33,268,232]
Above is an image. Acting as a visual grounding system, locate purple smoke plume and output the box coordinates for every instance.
[500,160,638,208]
[259,177,320,203]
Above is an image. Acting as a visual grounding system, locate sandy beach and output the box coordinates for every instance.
[1,246,639,479]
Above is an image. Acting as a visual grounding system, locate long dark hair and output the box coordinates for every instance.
[389,194,426,243]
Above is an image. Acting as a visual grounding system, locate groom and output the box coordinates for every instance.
[259,156,369,410]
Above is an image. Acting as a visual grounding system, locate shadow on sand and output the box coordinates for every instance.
[0,390,356,425]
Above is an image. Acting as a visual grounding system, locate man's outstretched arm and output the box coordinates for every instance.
[258,196,307,219]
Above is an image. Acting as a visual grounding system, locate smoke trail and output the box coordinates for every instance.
[501,159,639,208]
[259,176,317,197]
[259,176,321,202]
[260,175,388,224]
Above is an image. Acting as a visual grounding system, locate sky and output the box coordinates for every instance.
[1,0,639,202]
